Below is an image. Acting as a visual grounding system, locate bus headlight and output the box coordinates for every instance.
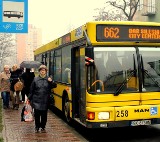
[98,112,110,120]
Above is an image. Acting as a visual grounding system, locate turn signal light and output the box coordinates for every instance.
[87,112,95,120]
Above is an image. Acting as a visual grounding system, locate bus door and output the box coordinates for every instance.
[71,47,86,122]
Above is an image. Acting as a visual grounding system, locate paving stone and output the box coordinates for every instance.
[2,103,87,142]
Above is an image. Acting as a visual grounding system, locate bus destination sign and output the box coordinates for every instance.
[96,25,160,42]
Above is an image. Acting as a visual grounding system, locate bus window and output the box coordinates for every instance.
[50,50,54,77]
[87,47,138,93]
[54,49,62,81]
[140,47,160,91]
[62,45,71,83]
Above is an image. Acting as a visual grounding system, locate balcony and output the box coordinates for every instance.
[142,11,156,16]
[141,5,156,16]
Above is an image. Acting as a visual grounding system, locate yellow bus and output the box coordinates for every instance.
[34,21,160,128]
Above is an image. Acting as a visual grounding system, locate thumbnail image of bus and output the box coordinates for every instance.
[3,11,23,18]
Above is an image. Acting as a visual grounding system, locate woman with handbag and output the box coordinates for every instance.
[10,64,23,110]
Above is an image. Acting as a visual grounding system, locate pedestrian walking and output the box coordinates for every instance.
[10,64,23,110]
[21,68,35,102]
[0,65,11,109]
[28,65,57,133]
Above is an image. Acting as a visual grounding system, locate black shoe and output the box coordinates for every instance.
[12,104,16,109]
[35,128,39,133]
[3,105,7,109]
[41,128,46,133]
[15,107,18,110]
[14,104,19,110]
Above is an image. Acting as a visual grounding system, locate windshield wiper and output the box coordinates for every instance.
[114,70,136,96]
[143,70,160,88]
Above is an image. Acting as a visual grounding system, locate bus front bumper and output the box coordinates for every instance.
[86,118,160,128]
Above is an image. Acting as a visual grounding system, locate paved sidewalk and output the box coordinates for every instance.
[2,103,86,142]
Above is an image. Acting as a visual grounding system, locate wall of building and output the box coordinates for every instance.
[16,24,42,65]
[134,0,160,22]
[146,0,160,22]
[16,34,27,65]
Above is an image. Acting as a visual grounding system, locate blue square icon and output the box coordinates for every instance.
[150,107,158,115]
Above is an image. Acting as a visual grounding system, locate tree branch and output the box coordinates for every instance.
[105,0,139,21]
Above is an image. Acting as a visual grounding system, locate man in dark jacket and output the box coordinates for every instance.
[28,65,57,133]
[21,68,35,102]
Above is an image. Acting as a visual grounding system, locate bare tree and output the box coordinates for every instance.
[93,7,127,21]
[0,33,16,71]
[106,0,140,21]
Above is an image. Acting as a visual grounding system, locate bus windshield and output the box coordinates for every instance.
[139,47,160,91]
[87,47,160,94]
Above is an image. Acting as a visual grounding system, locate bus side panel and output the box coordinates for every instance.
[54,94,62,111]
[141,92,160,105]
[53,84,71,111]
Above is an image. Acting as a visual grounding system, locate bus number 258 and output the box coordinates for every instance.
[116,110,128,117]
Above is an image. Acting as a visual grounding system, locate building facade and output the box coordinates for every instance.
[16,24,42,65]
[134,0,160,22]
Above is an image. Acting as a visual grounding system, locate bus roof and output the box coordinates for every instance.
[34,21,160,56]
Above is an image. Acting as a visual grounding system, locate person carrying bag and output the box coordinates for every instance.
[28,65,57,133]
[10,64,23,110]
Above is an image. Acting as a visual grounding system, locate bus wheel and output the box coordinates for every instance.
[63,95,71,123]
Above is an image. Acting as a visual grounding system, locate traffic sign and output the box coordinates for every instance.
[0,0,28,33]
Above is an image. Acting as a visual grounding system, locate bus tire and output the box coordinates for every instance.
[63,95,71,124]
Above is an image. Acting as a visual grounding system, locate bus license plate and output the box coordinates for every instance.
[131,120,151,126]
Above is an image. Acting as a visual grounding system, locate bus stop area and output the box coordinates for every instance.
[2,102,85,142]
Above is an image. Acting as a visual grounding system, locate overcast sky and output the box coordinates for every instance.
[28,0,107,44]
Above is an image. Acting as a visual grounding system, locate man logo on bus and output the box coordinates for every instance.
[134,109,149,113]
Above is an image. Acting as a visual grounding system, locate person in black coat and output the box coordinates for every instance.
[21,68,35,102]
[10,64,23,110]
[28,65,57,133]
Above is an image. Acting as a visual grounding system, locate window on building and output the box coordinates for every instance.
[148,0,156,13]
[138,0,143,11]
